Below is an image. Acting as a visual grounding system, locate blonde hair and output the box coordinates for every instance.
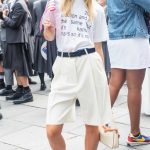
[61,0,94,21]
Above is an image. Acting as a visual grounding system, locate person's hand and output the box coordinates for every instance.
[99,0,106,7]
[44,19,55,30]
[2,9,9,18]
[43,19,55,41]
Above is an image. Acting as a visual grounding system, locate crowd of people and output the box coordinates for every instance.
[0,0,150,149]
[0,0,57,116]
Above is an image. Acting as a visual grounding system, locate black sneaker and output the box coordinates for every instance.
[0,113,2,120]
[6,86,23,100]
[13,90,33,105]
[0,88,14,96]
[0,82,5,90]
[40,83,46,91]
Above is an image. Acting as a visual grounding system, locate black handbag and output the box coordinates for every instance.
[144,12,150,34]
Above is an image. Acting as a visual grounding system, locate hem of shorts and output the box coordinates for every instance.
[83,120,111,126]
[111,65,150,70]
[46,120,75,125]
[46,120,108,126]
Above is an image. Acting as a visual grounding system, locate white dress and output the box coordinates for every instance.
[107,38,150,69]
[142,69,150,115]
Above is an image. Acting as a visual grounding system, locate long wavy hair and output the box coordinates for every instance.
[61,0,94,21]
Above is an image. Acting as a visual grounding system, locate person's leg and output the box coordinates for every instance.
[18,76,29,87]
[0,69,15,96]
[126,69,145,136]
[13,75,33,104]
[6,74,24,100]
[4,68,14,88]
[0,104,2,120]
[85,125,99,150]
[46,125,65,150]
[39,72,46,90]
[109,68,126,106]
[0,65,5,90]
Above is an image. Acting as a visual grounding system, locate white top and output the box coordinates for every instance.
[43,0,108,52]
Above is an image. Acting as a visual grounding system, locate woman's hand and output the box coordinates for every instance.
[99,0,106,7]
[43,19,55,41]
[44,19,55,30]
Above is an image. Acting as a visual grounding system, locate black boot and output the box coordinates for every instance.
[0,85,14,96]
[39,73,46,91]
[13,87,33,104]
[6,85,23,100]
[0,80,5,90]
[40,83,46,91]
[0,113,2,120]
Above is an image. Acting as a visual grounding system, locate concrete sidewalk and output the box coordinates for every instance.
[0,76,150,150]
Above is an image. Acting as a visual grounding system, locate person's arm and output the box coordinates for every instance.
[94,42,104,63]
[132,0,150,13]
[3,3,26,29]
[43,19,55,41]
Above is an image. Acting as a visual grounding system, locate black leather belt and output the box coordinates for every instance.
[57,48,95,57]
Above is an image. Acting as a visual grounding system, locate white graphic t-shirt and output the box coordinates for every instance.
[44,0,108,52]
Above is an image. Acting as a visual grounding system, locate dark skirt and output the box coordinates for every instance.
[3,43,33,76]
[34,36,57,78]
[0,54,3,62]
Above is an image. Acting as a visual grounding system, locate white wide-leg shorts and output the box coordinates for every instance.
[46,52,112,125]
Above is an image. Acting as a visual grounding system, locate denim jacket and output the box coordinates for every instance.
[107,0,150,40]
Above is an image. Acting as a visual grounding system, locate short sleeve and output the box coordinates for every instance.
[93,5,109,42]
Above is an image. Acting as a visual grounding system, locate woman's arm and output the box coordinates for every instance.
[94,42,104,63]
[43,19,55,41]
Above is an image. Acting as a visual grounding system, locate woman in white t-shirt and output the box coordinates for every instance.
[43,0,112,149]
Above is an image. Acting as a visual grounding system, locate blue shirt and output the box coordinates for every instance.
[107,0,150,40]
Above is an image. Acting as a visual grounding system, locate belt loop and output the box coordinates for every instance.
[61,52,63,57]
[84,48,88,55]
[68,52,70,58]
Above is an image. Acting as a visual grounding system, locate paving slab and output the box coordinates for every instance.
[0,142,18,150]
[0,119,30,138]
[12,109,46,127]
[23,94,48,109]
[1,105,38,119]
[115,113,150,129]
[0,126,79,150]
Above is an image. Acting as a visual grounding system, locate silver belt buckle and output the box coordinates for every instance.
[84,48,88,55]
[68,52,71,57]
[61,52,63,57]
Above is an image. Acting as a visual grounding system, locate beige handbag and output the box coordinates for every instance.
[99,125,119,149]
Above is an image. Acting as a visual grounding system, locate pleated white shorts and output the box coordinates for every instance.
[46,52,112,125]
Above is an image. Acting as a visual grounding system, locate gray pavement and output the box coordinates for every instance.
[0,76,150,150]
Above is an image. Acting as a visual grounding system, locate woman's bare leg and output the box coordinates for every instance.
[85,125,100,150]
[126,69,145,135]
[47,125,65,150]
[109,68,126,106]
